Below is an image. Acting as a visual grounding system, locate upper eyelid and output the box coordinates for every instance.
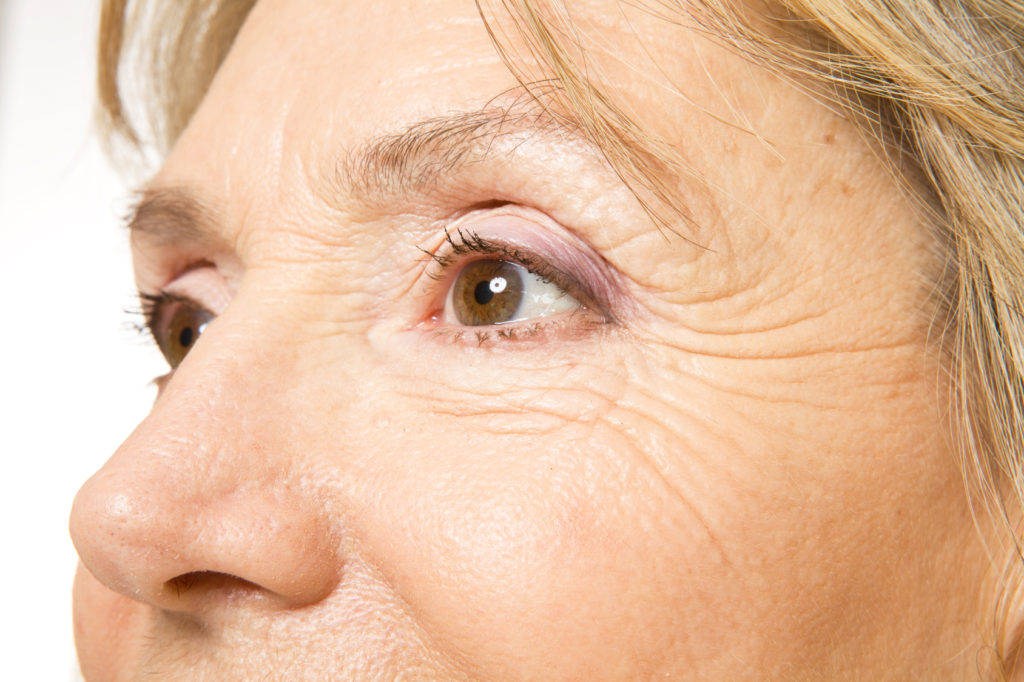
[424,228,547,277]
[139,263,233,317]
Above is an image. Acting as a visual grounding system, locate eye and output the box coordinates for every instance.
[143,293,214,369]
[445,258,580,326]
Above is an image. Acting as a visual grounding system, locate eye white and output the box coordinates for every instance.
[515,271,577,320]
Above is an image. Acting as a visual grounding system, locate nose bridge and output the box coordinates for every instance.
[130,290,304,489]
[70,296,342,613]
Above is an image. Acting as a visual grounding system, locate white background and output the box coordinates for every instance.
[0,0,165,677]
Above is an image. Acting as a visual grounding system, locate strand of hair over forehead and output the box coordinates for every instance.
[98,0,256,167]
[99,0,1024,675]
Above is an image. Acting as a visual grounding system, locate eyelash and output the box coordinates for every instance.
[423,227,607,344]
[137,291,189,342]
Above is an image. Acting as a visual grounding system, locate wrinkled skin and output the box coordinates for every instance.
[71,0,989,679]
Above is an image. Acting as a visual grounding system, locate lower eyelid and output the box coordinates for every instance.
[427,308,608,348]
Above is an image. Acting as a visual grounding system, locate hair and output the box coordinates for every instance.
[98,0,1024,676]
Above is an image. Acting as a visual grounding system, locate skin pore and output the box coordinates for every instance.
[71,0,990,679]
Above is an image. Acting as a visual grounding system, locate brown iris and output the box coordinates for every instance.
[451,259,526,326]
[158,305,213,369]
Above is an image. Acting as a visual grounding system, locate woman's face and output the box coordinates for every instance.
[71,0,987,678]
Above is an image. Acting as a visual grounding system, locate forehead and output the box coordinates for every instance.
[154,0,765,195]
[160,0,518,190]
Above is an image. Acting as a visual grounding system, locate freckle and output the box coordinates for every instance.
[823,132,836,144]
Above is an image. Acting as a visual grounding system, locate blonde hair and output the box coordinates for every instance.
[98,0,1024,675]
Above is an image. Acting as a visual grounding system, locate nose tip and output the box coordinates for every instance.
[69,442,341,613]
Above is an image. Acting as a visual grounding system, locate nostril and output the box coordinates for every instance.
[163,571,266,602]
[71,458,341,613]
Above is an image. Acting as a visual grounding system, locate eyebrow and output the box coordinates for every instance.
[127,100,588,246]
[126,187,220,248]
[336,102,576,208]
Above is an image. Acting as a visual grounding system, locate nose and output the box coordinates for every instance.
[69,321,341,614]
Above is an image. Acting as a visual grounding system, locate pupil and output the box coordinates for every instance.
[474,280,495,305]
[179,326,194,347]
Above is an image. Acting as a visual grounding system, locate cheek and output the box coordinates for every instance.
[332,351,716,679]
[337,338,975,678]
[351,427,693,680]
[73,564,149,681]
